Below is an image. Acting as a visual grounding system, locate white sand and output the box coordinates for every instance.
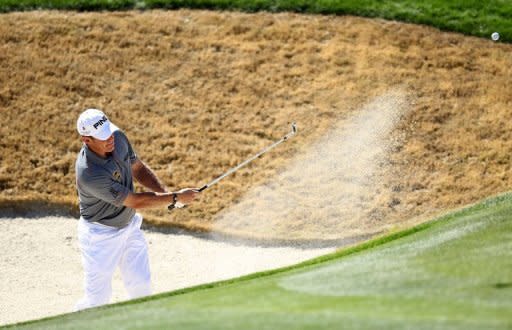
[0,216,333,326]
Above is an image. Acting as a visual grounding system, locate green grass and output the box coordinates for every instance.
[0,0,135,11]
[6,193,512,329]
[0,0,511,42]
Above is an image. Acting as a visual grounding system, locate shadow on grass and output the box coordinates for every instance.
[493,282,512,289]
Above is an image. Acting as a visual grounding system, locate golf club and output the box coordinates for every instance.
[169,122,298,211]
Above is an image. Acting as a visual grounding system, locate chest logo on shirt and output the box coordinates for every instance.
[112,170,121,182]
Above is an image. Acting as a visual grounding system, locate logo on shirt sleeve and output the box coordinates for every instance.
[112,170,121,182]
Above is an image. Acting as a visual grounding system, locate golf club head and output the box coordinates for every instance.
[283,123,297,141]
[283,122,297,141]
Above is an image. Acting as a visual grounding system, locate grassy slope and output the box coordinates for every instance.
[0,0,511,42]
[9,193,512,329]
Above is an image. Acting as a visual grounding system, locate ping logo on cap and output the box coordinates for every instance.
[77,108,119,139]
[93,116,108,130]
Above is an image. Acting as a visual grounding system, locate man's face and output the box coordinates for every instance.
[82,134,115,157]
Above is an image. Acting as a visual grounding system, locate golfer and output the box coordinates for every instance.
[74,108,198,311]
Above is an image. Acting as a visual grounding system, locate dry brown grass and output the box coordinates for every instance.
[1,10,511,242]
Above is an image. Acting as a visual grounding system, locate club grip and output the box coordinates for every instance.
[168,186,206,211]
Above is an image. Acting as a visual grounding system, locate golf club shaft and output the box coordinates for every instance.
[169,123,297,210]
[198,123,297,192]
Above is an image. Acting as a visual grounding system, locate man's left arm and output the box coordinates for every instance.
[131,159,167,193]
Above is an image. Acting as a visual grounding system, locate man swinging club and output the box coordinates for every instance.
[74,108,198,310]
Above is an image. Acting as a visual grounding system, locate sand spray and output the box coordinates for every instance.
[210,88,412,243]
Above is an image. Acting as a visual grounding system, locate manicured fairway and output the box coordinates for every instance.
[9,194,512,329]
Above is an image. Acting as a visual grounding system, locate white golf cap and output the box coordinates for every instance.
[77,109,119,140]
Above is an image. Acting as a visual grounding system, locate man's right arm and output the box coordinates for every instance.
[123,189,198,209]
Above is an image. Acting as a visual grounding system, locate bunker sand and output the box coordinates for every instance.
[0,216,333,326]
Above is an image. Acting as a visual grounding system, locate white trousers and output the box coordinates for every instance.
[75,213,151,311]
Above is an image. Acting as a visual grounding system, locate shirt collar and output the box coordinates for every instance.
[84,144,111,165]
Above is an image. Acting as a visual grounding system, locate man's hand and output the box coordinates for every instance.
[123,188,200,210]
[176,188,200,205]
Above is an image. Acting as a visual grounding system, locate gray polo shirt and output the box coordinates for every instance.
[75,130,137,228]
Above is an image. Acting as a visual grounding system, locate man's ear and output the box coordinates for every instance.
[81,136,92,145]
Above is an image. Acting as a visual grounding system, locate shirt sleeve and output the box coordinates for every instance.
[79,172,131,207]
[116,130,138,164]
[126,136,137,164]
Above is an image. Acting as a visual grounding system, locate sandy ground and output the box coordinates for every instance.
[0,216,333,326]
